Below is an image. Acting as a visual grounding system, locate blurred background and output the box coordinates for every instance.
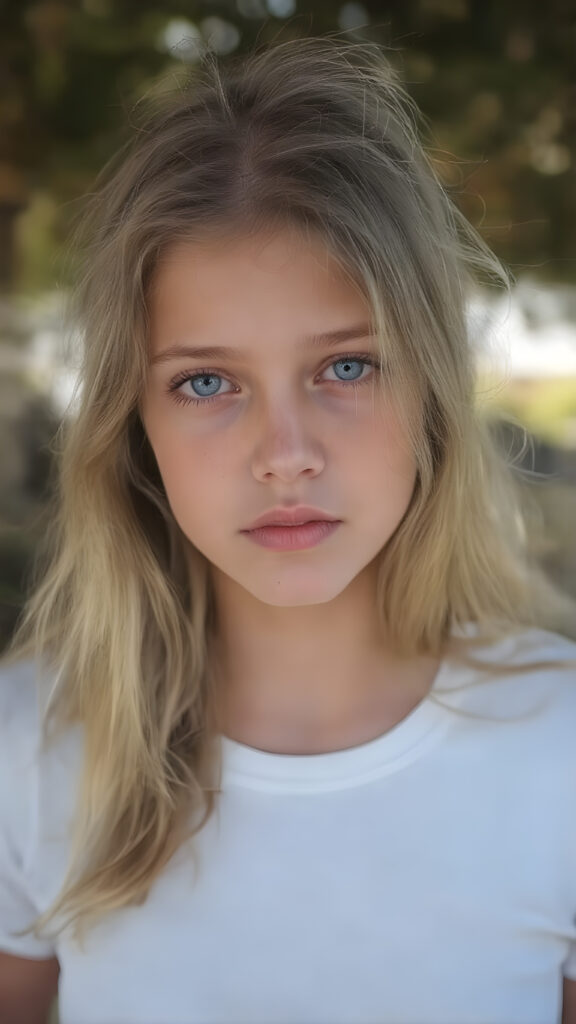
[1,0,576,653]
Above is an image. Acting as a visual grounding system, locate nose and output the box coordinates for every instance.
[250,394,325,484]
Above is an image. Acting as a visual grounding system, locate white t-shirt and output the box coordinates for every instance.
[1,625,576,1024]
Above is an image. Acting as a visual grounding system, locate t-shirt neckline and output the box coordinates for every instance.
[219,652,461,794]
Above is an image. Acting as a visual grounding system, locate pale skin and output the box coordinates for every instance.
[141,224,442,754]
[3,226,576,1019]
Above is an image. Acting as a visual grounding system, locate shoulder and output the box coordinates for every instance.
[500,626,576,720]
[0,659,64,959]
[452,623,576,680]
[0,660,44,823]
[441,624,576,729]
[0,657,53,764]
[491,625,576,679]
[0,657,61,826]
[506,625,576,666]
[0,657,43,723]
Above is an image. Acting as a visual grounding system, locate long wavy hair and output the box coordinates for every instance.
[4,34,576,946]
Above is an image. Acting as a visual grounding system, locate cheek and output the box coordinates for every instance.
[143,419,223,525]
[350,402,417,481]
[160,441,219,492]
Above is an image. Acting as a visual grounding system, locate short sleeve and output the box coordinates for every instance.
[0,659,57,958]
[564,941,576,980]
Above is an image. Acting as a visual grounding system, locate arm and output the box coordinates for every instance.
[0,951,60,1024]
[563,977,576,1024]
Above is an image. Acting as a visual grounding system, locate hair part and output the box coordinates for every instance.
[4,33,576,947]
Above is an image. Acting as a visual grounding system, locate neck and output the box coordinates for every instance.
[208,565,440,755]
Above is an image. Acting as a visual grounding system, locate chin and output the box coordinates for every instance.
[242,570,358,608]
[257,591,341,608]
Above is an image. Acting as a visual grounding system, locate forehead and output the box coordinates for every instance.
[146,235,373,373]
[147,228,369,336]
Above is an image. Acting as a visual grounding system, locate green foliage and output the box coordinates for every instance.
[481,375,576,448]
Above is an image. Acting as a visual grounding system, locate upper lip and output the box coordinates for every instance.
[243,506,341,530]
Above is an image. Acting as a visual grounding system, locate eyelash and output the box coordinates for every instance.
[165,354,380,408]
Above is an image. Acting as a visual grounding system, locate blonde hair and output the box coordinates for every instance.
[4,33,576,947]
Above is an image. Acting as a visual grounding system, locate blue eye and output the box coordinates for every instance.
[166,353,378,408]
[330,358,367,382]
[189,373,224,398]
[167,371,235,406]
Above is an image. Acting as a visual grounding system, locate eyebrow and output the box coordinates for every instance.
[149,323,375,366]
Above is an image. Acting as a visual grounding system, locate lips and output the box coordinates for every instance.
[243,505,340,531]
[242,519,341,551]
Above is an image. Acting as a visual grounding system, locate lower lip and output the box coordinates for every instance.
[242,520,341,551]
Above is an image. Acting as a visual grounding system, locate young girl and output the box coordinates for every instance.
[1,34,576,1024]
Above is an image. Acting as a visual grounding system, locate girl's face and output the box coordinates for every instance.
[141,227,418,607]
